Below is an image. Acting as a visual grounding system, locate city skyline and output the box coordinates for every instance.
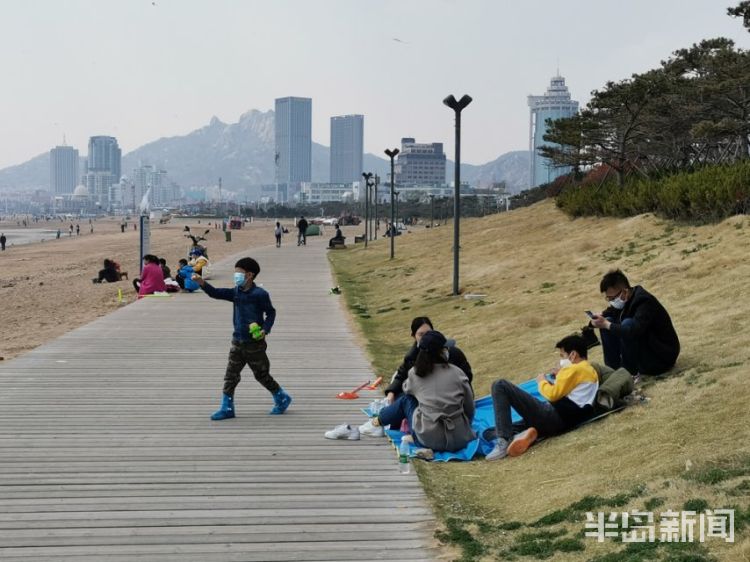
[1,0,747,170]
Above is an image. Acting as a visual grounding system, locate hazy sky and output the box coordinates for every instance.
[1,0,747,169]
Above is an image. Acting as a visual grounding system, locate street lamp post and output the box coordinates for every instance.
[384,148,400,259]
[443,94,472,296]
[374,175,380,240]
[429,194,435,229]
[362,172,373,248]
[394,191,400,228]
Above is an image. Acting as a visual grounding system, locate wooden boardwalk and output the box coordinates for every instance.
[0,236,438,561]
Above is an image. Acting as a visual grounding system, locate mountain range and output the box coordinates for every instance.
[0,110,530,196]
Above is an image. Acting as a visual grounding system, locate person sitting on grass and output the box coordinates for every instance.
[93,259,119,283]
[589,269,680,379]
[382,316,473,405]
[133,254,167,297]
[485,334,599,461]
[364,330,475,453]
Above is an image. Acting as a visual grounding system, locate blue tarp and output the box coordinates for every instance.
[370,379,547,462]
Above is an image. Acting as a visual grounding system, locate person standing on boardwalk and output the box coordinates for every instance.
[296,216,308,246]
[274,221,283,248]
[0,233,5,251]
[192,257,292,420]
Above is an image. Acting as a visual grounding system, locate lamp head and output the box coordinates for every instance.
[362,172,373,180]
[384,148,400,158]
[443,94,473,111]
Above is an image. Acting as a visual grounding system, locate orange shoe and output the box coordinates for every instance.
[507,427,538,457]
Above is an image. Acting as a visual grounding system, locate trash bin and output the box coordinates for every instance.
[225,231,232,242]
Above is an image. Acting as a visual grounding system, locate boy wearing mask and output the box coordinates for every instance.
[192,257,292,420]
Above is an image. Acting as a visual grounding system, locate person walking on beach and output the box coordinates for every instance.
[0,233,6,251]
[69,224,74,236]
[191,257,293,420]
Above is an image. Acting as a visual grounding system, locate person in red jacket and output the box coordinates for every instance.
[133,254,167,296]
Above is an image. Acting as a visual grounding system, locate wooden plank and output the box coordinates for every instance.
[0,239,438,560]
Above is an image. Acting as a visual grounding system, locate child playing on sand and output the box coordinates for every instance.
[192,257,292,420]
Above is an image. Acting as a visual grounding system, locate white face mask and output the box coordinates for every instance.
[559,358,572,369]
[610,297,626,310]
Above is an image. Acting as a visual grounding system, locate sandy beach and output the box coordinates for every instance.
[0,216,313,360]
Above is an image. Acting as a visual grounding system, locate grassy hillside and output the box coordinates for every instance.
[329,200,750,561]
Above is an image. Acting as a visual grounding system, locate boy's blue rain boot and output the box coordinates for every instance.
[269,388,292,415]
[210,394,235,420]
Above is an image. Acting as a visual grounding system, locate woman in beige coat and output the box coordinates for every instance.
[374,330,475,452]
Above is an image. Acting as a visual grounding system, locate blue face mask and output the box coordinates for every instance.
[234,272,246,287]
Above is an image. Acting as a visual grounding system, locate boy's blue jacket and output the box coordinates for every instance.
[202,282,276,342]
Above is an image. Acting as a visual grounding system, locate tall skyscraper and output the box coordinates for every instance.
[49,145,79,194]
[84,136,122,209]
[330,114,364,184]
[394,138,446,186]
[275,97,312,191]
[87,136,121,181]
[528,75,579,187]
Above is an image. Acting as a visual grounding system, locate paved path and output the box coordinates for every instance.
[0,236,438,561]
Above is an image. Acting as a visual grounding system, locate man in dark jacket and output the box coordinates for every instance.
[591,269,680,377]
[384,316,473,403]
[297,216,309,246]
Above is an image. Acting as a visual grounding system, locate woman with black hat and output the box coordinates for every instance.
[371,330,475,453]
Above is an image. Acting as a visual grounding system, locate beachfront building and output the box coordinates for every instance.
[82,136,122,211]
[298,182,356,204]
[275,97,312,202]
[49,145,79,195]
[527,75,579,187]
[330,115,364,184]
[394,138,446,187]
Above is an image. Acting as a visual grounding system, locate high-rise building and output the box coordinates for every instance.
[275,97,312,192]
[330,115,364,184]
[394,138,446,186]
[528,75,579,187]
[49,145,79,195]
[87,136,121,181]
[131,164,171,207]
[84,136,122,210]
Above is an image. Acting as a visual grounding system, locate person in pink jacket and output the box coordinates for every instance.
[133,254,167,297]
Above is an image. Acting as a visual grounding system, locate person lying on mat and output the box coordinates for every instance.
[486,334,598,461]
[383,316,473,404]
[366,330,475,453]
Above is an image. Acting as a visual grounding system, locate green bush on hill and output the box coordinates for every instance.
[556,161,750,222]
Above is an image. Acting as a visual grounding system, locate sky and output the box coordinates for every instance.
[0,0,748,169]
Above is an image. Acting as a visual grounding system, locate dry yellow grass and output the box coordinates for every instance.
[330,199,750,561]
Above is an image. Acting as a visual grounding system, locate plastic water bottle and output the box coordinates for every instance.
[399,439,411,474]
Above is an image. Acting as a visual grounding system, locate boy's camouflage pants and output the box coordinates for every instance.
[223,339,280,397]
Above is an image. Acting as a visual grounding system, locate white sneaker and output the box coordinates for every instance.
[485,439,509,461]
[358,419,385,437]
[324,424,360,440]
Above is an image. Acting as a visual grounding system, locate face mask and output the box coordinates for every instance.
[610,297,626,310]
[234,272,246,287]
[559,358,572,369]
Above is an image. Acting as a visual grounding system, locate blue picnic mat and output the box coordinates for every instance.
[377,379,546,462]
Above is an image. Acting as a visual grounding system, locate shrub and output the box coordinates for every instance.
[556,161,750,222]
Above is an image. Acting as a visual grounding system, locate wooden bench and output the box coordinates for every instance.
[354,235,365,243]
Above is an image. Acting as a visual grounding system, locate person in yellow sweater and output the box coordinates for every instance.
[486,334,598,461]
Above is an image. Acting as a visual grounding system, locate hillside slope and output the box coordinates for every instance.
[330,199,750,561]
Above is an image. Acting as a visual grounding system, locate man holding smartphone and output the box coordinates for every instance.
[589,269,680,378]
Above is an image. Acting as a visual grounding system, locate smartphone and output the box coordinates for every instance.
[585,310,595,318]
